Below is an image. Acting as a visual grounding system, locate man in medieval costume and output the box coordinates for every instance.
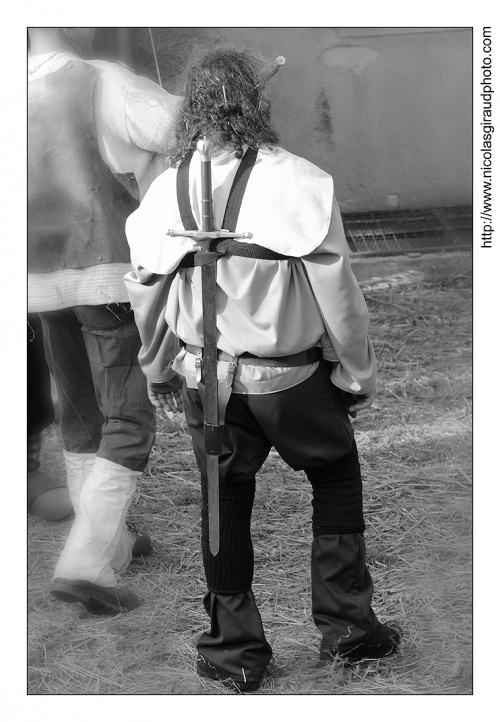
[28,27,182,614]
[125,48,401,690]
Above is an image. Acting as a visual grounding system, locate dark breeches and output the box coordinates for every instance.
[183,361,365,594]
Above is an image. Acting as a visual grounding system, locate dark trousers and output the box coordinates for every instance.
[28,314,55,471]
[39,303,155,472]
[185,361,365,592]
[184,362,375,680]
[28,314,54,434]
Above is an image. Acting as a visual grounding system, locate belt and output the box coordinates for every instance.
[184,344,322,368]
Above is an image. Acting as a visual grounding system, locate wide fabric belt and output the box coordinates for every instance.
[184,344,322,368]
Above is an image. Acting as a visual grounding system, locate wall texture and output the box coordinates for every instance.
[134,27,472,213]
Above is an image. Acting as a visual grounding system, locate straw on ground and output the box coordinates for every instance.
[28,251,472,695]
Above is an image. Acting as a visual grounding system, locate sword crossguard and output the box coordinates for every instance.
[166,229,252,240]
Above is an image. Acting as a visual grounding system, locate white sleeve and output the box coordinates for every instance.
[301,196,377,394]
[91,61,182,187]
[124,75,183,155]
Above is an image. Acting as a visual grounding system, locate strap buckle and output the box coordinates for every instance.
[226,361,237,389]
[195,355,203,384]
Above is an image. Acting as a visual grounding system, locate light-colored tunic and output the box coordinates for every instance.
[125,146,377,395]
[28,51,182,312]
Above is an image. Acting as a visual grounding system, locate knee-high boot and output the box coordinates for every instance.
[196,479,272,690]
[311,533,379,658]
[197,590,272,691]
[308,443,400,662]
[307,442,382,658]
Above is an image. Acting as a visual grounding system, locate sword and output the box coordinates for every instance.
[168,138,252,556]
[198,137,222,556]
[166,57,286,556]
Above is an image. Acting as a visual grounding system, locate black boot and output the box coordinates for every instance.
[332,622,401,665]
[311,533,401,664]
[196,590,272,693]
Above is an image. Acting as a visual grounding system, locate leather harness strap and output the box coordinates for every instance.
[221,146,258,231]
[176,147,321,367]
[177,148,289,267]
[178,241,288,267]
[175,146,322,375]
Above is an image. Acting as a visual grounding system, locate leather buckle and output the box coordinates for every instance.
[226,361,237,389]
[195,355,203,384]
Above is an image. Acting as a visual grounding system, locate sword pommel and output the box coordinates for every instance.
[259,56,286,84]
[197,137,214,162]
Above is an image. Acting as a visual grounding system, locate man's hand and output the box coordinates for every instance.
[348,389,377,416]
[147,379,184,414]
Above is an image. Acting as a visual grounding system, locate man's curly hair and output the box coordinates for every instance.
[169,48,279,166]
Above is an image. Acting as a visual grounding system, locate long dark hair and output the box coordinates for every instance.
[169,48,279,166]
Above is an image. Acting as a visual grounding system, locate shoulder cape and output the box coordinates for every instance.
[126,147,334,274]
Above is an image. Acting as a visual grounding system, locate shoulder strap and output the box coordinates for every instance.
[221,147,258,232]
[176,147,258,233]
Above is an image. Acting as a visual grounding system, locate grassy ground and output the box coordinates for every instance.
[27,251,472,695]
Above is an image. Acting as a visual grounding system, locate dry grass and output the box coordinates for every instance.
[28,251,472,695]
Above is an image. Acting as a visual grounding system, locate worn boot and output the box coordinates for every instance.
[51,577,143,615]
[311,533,400,664]
[28,470,73,521]
[196,590,272,693]
[27,432,73,521]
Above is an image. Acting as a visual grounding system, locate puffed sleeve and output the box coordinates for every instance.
[301,193,377,394]
[124,262,180,385]
[125,75,183,155]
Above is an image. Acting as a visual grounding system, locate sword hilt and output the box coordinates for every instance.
[259,56,286,83]
[197,137,214,232]
[197,137,214,162]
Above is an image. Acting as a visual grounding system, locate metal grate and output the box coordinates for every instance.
[342,205,472,256]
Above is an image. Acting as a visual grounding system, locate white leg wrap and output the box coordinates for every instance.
[63,450,96,515]
[53,457,139,587]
